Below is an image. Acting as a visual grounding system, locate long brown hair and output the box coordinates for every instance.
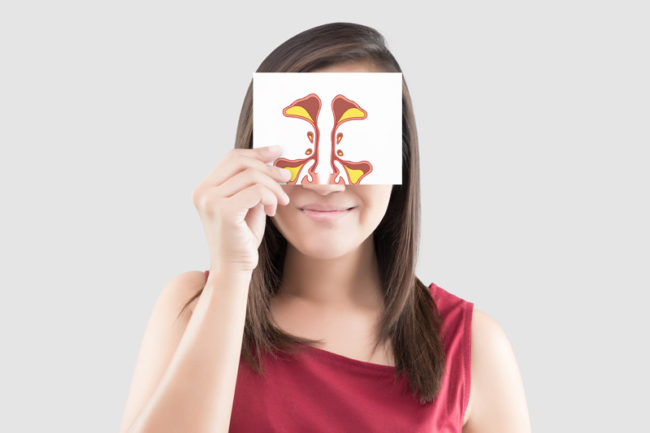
[181,22,446,404]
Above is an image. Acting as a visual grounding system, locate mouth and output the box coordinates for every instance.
[299,207,356,222]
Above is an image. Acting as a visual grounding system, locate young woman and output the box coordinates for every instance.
[118,22,531,433]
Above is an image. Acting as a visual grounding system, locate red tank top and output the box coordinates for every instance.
[203,270,473,433]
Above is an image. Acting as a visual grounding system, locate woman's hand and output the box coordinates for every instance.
[191,145,291,273]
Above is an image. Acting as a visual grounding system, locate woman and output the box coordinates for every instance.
[119,22,531,433]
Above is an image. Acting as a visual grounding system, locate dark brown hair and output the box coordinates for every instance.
[180,22,446,404]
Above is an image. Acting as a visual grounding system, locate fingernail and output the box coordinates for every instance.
[267,145,282,153]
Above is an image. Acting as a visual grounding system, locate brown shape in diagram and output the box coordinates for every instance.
[273,93,374,184]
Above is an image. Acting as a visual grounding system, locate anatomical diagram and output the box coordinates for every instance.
[272,93,374,185]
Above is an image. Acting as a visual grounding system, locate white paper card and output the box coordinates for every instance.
[253,72,402,185]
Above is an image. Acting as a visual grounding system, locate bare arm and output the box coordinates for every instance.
[118,144,288,432]
[118,268,252,433]
[463,309,532,433]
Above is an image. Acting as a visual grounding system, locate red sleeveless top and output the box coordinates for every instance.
[203,270,474,433]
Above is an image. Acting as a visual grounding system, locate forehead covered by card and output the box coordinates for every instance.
[253,72,402,185]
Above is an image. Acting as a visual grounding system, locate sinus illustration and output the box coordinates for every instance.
[272,93,374,185]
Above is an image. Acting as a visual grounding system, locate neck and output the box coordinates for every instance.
[278,236,384,310]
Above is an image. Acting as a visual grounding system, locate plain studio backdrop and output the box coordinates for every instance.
[1,1,647,432]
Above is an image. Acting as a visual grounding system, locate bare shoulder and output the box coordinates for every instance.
[164,270,209,319]
[166,269,208,289]
[463,308,532,433]
[165,271,205,295]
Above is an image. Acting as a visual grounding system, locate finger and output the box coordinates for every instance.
[217,167,289,206]
[208,147,288,187]
[226,183,279,223]
[240,145,284,162]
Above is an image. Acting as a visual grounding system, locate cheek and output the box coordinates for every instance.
[270,202,295,232]
[356,204,388,232]
[357,189,392,227]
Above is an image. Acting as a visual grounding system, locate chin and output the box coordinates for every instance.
[293,237,356,260]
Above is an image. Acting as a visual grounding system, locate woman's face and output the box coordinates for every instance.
[270,61,394,260]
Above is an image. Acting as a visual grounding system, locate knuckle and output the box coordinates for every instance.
[191,187,202,207]
[195,191,219,215]
[196,194,209,212]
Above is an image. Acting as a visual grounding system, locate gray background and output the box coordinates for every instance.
[1,1,648,432]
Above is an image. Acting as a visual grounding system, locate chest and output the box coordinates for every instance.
[268,296,395,367]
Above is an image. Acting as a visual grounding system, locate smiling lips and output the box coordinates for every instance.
[299,203,355,222]
[300,207,354,222]
[301,203,354,211]
[272,93,374,185]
